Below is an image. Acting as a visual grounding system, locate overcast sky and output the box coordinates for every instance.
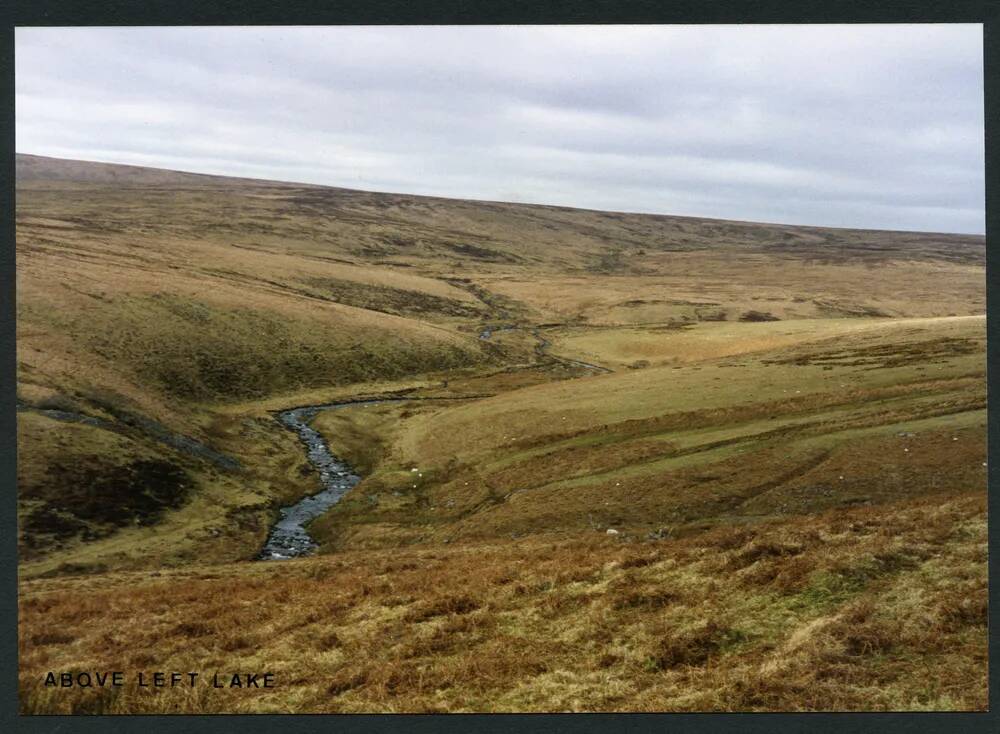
[16,25,984,234]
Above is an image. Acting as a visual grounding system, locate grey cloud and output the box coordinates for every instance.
[15,24,984,233]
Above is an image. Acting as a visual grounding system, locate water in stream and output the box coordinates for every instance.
[258,400,396,560]
[258,322,608,560]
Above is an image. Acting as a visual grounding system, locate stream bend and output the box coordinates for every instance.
[259,323,607,560]
[259,399,406,560]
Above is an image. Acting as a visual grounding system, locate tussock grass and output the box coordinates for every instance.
[18,491,986,712]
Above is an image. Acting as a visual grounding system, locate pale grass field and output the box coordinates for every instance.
[544,315,985,369]
[480,256,984,326]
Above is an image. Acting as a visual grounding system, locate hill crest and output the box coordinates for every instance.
[16,153,985,243]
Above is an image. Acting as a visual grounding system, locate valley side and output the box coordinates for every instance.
[16,154,987,713]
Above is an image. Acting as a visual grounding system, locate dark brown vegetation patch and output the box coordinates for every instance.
[302,276,482,317]
[442,243,521,263]
[739,310,781,322]
[21,459,191,549]
[766,336,981,369]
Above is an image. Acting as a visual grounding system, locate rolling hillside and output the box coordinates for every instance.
[15,154,987,712]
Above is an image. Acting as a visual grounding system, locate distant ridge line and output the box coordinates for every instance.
[15,152,985,239]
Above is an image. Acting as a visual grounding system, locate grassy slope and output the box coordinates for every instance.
[19,491,986,713]
[15,155,987,712]
[308,315,985,550]
[16,160,506,573]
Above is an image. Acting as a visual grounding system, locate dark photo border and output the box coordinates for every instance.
[2,1,997,732]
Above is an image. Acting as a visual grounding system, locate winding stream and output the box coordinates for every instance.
[259,399,405,560]
[258,324,609,560]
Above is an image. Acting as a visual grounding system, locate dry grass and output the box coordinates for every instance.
[308,315,985,550]
[18,491,986,713]
[545,315,984,370]
[483,258,984,327]
[15,156,988,713]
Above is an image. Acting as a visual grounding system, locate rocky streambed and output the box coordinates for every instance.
[258,399,404,560]
[258,324,608,561]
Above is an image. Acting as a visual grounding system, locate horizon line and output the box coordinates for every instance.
[15,151,986,239]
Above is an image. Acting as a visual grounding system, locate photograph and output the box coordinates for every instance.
[13,23,987,713]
